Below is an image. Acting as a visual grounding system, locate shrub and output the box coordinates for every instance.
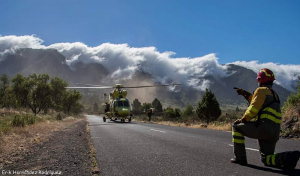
[282,76,300,112]
[164,107,176,119]
[164,107,181,120]
[0,121,11,134]
[139,103,152,112]
[183,105,194,116]
[175,108,181,117]
[11,114,36,127]
[56,113,63,121]
[24,114,35,125]
[11,114,25,127]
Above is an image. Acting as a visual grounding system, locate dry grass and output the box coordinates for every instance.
[281,104,300,138]
[0,108,83,169]
[283,104,300,122]
[0,108,77,135]
[133,119,232,131]
[207,122,232,131]
[132,110,240,132]
[86,120,100,175]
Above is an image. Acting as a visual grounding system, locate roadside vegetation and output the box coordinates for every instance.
[280,77,300,138]
[0,109,82,158]
[0,73,83,115]
[133,89,243,131]
[0,73,83,134]
[0,73,85,167]
[133,83,300,138]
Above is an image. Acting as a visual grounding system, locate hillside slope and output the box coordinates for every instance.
[0,48,291,107]
[0,48,109,85]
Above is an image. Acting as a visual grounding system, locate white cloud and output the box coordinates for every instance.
[110,66,137,81]
[46,39,228,90]
[0,35,299,91]
[188,78,211,91]
[0,35,44,60]
[231,61,300,91]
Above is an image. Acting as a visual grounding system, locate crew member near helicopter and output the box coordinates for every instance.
[105,102,110,113]
[231,68,300,171]
[146,109,153,121]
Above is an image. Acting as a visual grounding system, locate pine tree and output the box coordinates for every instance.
[196,88,221,124]
[152,98,163,112]
[236,106,240,112]
[132,98,142,113]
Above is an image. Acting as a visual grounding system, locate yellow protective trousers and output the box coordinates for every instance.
[232,120,286,167]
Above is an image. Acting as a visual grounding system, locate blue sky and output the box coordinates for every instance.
[0,0,299,64]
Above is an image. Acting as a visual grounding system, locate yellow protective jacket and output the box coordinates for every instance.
[241,87,282,124]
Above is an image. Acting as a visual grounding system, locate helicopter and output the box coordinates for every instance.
[67,83,181,123]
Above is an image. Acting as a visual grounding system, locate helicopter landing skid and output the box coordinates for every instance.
[103,116,131,123]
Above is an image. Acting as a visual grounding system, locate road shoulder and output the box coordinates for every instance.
[1,118,98,176]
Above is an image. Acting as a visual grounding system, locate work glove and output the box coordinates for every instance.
[233,118,247,125]
[234,119,242,125]
[234,87,251,100]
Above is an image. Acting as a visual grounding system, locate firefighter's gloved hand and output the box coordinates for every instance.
[234,119,242,124]
[235,88,251,100]
[236,88,245,95]
[234,118,247,125]
[236,88,248,96]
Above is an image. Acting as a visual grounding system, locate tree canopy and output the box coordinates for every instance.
[0,74,83,115]
[140,102,152,112]
[164,107,181,119]
[0,74,10,107]
[183,105,194,116]
[196,88,221,124]
[132,98,142,113]
[152,98,163,112]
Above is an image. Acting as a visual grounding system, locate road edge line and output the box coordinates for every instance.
[86,117,100,175]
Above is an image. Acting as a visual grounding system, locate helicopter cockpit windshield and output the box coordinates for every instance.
[115,100,130,107]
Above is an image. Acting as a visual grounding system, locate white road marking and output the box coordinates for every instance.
[150,129,166,133]
[246,148,260,152]
[228,144,259,152]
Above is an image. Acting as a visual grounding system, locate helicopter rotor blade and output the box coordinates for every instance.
[66,86,114,89]
[66,84,182,89]
[122,84,182,88]
[74,83,105,87]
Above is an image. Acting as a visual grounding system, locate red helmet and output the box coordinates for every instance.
[257,68,275,83]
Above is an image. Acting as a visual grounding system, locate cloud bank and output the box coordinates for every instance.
[0,35,299,91]
[0,35,44,58]
[232,61,300,91]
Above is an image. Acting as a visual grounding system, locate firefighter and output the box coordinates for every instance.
[231,68,300,171]
[104,102,110,113]
[147,109,153,121]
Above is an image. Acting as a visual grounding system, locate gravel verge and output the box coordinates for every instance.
[1,119,96,176]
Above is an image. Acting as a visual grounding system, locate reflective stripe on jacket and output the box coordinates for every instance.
[241,87,281,123]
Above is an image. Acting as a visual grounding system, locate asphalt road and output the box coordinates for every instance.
[86,115,300,176]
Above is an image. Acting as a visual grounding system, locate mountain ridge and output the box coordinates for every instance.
[0,48,291,107]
